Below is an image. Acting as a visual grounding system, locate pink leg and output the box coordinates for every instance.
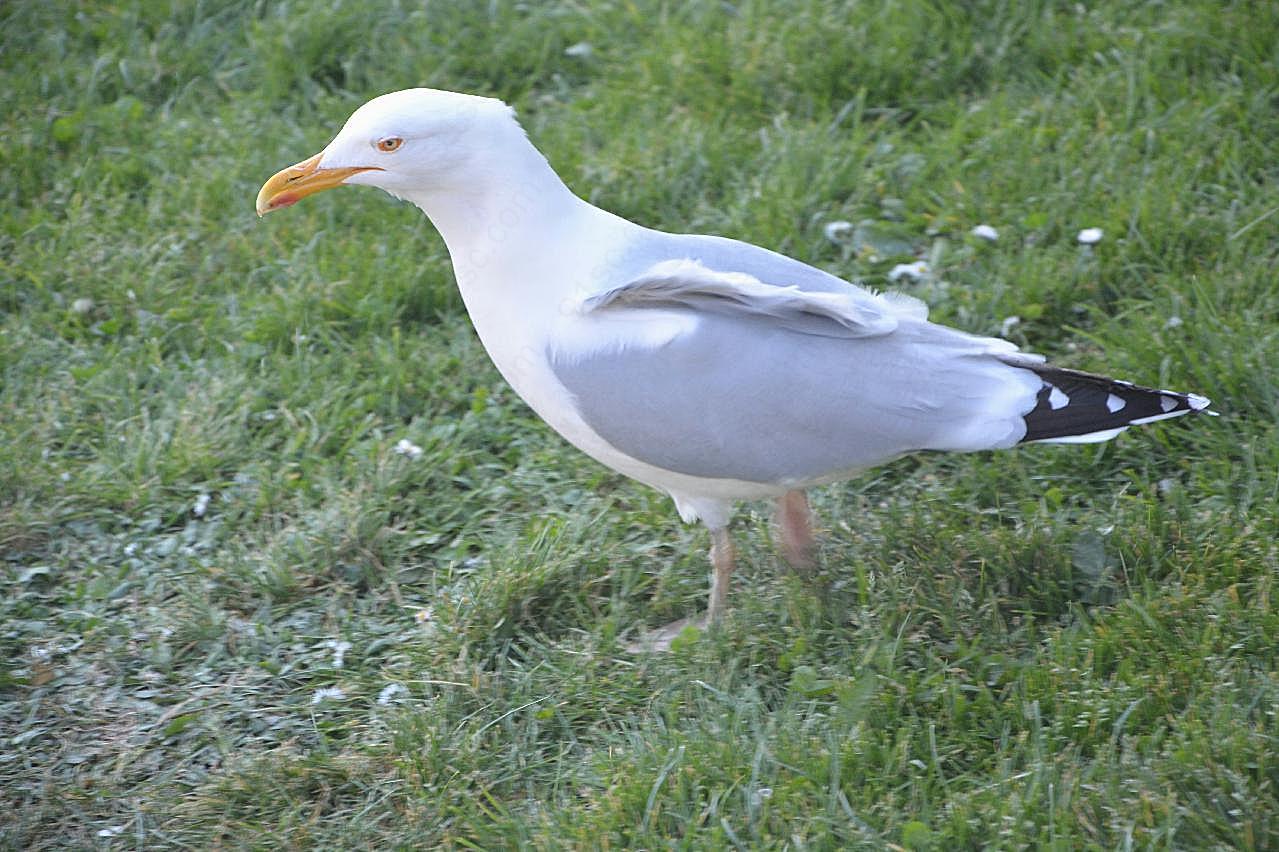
[706,526,736,624]
[626,525,735,653]
[775,489,816,571]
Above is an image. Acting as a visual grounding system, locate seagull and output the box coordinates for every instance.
[257,88,1211,647]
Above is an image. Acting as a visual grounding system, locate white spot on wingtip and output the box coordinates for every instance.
[1128,411,1184,425]
[1032,425,1127,444]
[1160,395,1178,413]
[1188,393,1210,411]
[1105,393,1126,413]
[1048,387,1070,410]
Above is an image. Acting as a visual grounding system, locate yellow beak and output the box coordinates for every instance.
[255,152,380,216]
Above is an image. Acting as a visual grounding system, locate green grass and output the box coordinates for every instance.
[3,0,1277,847]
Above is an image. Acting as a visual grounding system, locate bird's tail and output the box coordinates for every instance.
[1013,364,1212,444]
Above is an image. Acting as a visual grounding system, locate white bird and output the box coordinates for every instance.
[257,89,1210,648]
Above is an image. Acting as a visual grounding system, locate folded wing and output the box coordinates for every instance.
[579,258,925,339]
[550,256,1043,485]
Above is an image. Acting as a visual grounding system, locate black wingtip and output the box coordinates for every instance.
[1018,365,1210,444]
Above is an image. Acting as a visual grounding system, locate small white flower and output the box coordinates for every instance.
[414,607,435,624]
[564,41,593,58]
[1163,315,1184,330]
[888,261,930,282]
[394,439,423,460]
[1077,227,1104,245]
[323,639,352,669]
[96,826,126,838]
[227,616,253,633]
[71,297,95,315]
[1000,316,1022,337]
[822,220,854,242]
[192,493,211,517]
[971,224,999,241]
[124,542,138,556]
[311,686,345,704]
[377,683,408,705]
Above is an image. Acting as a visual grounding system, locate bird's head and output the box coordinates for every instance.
[255,88,516,216]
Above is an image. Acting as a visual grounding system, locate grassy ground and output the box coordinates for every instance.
[3,0,1277,847]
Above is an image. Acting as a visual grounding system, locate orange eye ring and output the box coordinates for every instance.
[375,137,403,153]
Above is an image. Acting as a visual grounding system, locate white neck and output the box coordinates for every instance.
[400,123,590,284]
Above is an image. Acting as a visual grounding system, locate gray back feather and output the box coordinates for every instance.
[551,237,1037,484]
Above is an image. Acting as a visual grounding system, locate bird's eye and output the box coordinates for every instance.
[375,136,403,153]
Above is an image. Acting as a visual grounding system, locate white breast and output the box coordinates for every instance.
[452,246,782,521]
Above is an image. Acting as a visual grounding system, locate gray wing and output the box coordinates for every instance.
[610,230,882,297]
[580,258,922,339]
[551,253,1042,485]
